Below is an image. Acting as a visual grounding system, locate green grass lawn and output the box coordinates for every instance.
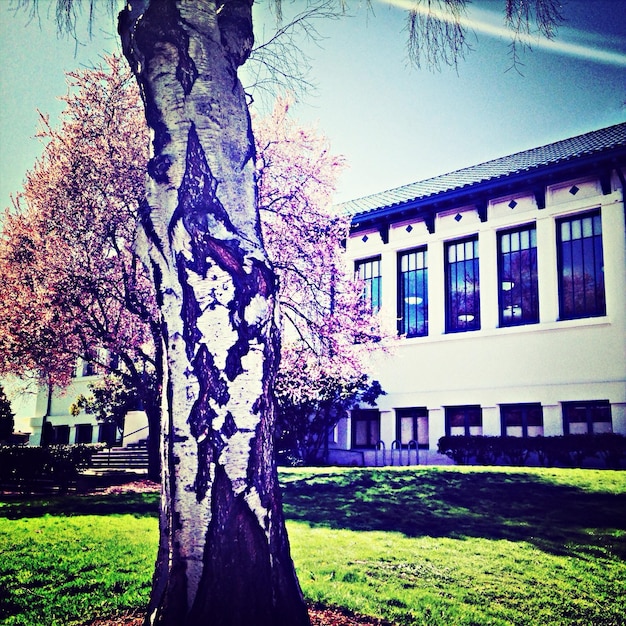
[1,466,625,625]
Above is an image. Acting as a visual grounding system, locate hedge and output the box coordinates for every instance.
[437,434,626,469]
[0,444,104,493]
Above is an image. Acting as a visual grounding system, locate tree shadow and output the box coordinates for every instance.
[0,491,159,519]
[281,468,626,559]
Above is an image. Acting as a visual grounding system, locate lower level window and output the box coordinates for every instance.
[563,401,612,434]
[396,407,429,449]
[53,425,70,445]
[501,403,544,437]
[445,405,482,436]
[351,409,381,448]
[99,422,119,446]
[75,423,94,444]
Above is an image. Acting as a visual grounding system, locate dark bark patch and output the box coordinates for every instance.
[169,123,236,275]
[195,342,230,407]
[148,154,173,184]
[194,437,214,502]
[189,464,274,626]
[222,412,237,439]
[176,56,198,97]
[189,344,232,501]
[188,344,230,443]
[131,0,198,96]
[216,1,254,68]
[138,199,166,261]
[177,255,202,362]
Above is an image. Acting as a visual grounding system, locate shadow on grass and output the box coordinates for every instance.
[0,491,159,519]
[2,467,625,560]
[281,468,626,558]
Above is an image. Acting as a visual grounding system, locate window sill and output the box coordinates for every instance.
[395,314,612,345]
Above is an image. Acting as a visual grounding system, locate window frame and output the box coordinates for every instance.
[351,409,381,449]
[500,403,544,437]
[556,210,606,320]
[355,256,382,314]
[497,223,539,327]
[445,405,483,437]
[396,407,429,449]
[397,247,428,337]
[445,236,480,333]
[75,423,94,445]
[562,400,612,435]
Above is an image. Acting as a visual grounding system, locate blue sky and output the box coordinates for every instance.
[1,0,625,211]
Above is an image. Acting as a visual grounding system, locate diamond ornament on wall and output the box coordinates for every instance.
[508,200,518,209]
[454,213,463,222]
[569,185,580,195]
[406,224,413,233]
[362,235,368,243]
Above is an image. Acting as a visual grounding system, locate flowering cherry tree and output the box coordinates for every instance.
[255,98,385,463]
[0,56,162,474]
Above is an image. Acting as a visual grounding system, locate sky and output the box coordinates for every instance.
[1,0,625,212]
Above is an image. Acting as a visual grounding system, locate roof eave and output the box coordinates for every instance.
[350,147,626,234]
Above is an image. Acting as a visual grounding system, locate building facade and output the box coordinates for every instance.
[330,123,626,465]
[4,357,148,447]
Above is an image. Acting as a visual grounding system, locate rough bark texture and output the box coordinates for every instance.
[118,1,310,624]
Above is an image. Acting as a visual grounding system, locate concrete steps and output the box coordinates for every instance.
[88,444,149,474]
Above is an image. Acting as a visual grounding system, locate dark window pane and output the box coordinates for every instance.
[558,211,605,319]
[498,225,539,326]
[356,258,382,314]
[501,404,544,437]
[446,406,482,436]
[446,237,480,332]
[352,409,381,449]
[75,423,94,444]
[563,401,612,435]
[398,248,428,337]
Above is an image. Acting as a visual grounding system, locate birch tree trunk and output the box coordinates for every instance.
[119,1,310,624]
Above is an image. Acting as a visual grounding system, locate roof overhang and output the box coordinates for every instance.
[350,147,626,236]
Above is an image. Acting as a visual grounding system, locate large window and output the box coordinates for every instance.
[445,237,480,332]
[355,257,382,313]
[445,406,482,436]
[351,409,381,448]
[498,225,539,326]
[396,407,429,449]
[398,248,428,337]
[501,403,544,437]
[557,211,605,319]
[563,401,612,434]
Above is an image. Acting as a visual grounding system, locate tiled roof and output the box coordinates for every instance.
[341,122,626,218]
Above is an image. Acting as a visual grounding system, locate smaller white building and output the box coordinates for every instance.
[4,358,148,447]
[329,123,626,465]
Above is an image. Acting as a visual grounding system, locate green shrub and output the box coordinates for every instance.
[0,444,103,492]
[437,434,626,468]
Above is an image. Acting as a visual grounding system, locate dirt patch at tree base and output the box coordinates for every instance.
[85,605,395,626]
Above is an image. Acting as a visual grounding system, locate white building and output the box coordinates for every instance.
[5,357,148,447]
[329,122,626,465]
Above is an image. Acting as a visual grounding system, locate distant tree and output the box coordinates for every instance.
[0,385,15,442]
[12,1,564,623]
